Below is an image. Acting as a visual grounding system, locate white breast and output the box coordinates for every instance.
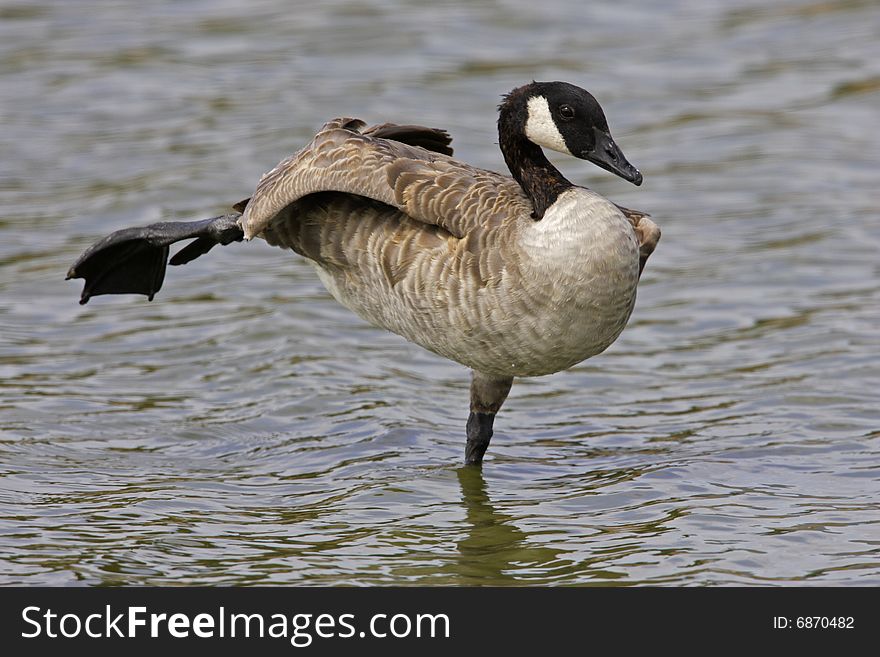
[506,187,641,375]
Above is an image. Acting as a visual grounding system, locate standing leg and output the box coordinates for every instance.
[465,371,514,465]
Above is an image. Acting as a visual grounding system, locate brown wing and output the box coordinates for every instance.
[240,117,532,241]
[616,204,661,276]
[230,122,454,215]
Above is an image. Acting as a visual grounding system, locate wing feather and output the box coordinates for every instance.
[241,117,532,241]
[616,204,661,275]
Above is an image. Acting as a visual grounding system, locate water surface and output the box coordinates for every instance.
[1,0,878,585]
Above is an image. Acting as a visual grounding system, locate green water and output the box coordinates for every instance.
[1,0,878,585]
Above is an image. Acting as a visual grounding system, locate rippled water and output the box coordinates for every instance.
[1,0,878,585]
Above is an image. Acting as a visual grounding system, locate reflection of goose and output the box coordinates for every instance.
[453,467,561,583]
[68,81,660,465]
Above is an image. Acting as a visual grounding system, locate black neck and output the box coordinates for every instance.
[498,110,572,219]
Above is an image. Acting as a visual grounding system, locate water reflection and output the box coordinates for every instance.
[453,467,562,584]
[1,0,878,585]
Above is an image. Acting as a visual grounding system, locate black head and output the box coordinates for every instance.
[500,81,642,185]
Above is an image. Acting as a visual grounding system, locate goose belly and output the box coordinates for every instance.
[310,228,639,378]
[269,190,640,378]
[313,256,637,378]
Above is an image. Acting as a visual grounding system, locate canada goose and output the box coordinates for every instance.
[68,81,660,465]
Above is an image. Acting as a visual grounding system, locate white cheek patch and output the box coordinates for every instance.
[524,95,571,155]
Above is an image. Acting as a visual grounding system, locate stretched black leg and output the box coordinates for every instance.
[465,371,513,466]
[67,213,244,304]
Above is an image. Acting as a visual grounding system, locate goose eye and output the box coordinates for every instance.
[559,104,575,120]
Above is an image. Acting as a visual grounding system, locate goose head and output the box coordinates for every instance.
[501,81,642,186]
